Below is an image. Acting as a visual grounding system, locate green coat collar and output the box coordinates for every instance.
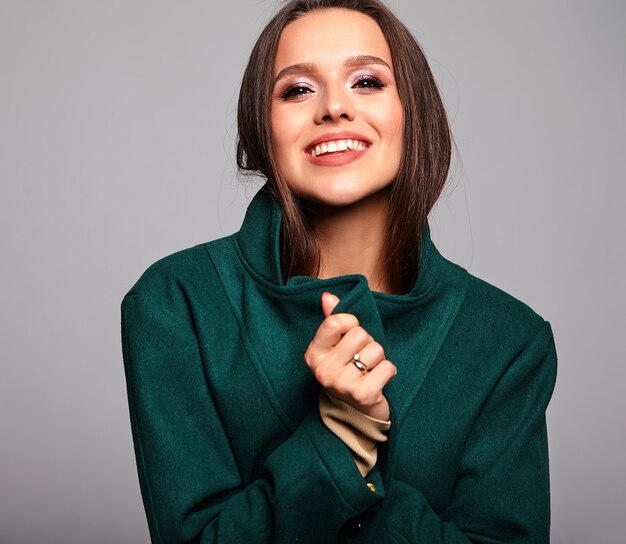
[237,184,442,300]
[208,185,469,429]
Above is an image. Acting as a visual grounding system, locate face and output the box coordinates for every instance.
[270,8,404,207]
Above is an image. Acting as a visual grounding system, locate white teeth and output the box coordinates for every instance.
[311,139,368,157]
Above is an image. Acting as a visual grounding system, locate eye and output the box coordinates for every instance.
[352,75,385,91]
[281,84,314,100]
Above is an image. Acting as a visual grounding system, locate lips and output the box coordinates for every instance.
[311,138,368,157]
[305,132,371,157]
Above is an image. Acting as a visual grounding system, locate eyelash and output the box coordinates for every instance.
[279,75,386,101]
[353,75,386,90]
[280,84,314,100]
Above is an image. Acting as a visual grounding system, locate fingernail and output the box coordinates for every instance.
[322,291,330,297]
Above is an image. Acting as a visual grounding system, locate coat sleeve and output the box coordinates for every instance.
[378,320,557,544]
[120,274,382,544]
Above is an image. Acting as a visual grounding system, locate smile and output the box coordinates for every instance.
[310,139,369,157]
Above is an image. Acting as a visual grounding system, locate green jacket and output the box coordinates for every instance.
[121,185,557,543]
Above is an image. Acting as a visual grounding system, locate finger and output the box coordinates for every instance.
[311,312,360,351]
[331,326,375,364]
[358,360,397,398]
[321,292,340,318]
[348,341,385,373]
[329,359,396,410]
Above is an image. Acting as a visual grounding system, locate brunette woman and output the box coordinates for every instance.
[121,1,557,542]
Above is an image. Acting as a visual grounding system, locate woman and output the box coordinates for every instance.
[121,1,557,542]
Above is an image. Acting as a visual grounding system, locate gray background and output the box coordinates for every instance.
[1,1,624,542]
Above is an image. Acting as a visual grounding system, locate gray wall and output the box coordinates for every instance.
[1,1,624,542]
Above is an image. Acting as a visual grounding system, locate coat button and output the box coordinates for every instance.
[366,482,376,492]
[343,518,363,537]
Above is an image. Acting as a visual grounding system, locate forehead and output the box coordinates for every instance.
[274,8,392,71]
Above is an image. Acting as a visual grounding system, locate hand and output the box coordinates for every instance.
[304,292,397,421]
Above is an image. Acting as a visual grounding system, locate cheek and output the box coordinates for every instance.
[390,106,405,158]
[271,106,302,145]
[373,98,404,147]
[270,110,290,165]
[382,111,404,164]
[390,102,404,139]
[381,101,404,176]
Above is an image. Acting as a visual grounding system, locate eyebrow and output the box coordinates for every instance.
[273,55,392,85]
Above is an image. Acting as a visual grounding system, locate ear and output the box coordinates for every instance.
[321,292,341,317]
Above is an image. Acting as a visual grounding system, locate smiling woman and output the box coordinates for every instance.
[237,1,451,295]
[121,0,557,542]
[270,9,405,294]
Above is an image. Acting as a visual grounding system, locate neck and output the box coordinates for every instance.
[305,190,391,293]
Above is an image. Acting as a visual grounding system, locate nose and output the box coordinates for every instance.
[314,84,355,124]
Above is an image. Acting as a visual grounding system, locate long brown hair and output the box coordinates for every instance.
[237,0,452,294]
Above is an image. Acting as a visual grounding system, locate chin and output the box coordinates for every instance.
[299,183,390,209]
